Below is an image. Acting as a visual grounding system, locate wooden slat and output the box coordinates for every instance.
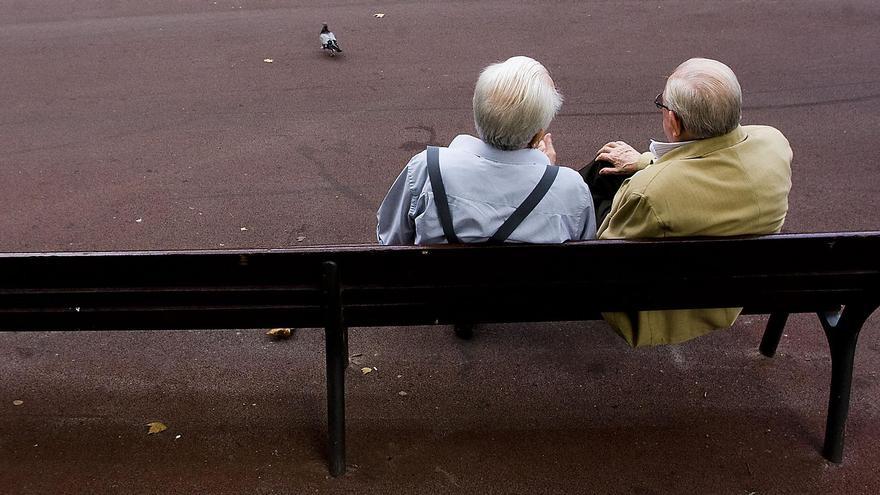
[0,232,876,331]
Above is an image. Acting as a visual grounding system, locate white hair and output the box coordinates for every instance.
[472,56,563,150]
[664,58,742,139]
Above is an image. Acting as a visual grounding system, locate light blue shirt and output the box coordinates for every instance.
[377,134,596,245]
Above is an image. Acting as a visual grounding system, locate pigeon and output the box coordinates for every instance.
[319,24,343,57]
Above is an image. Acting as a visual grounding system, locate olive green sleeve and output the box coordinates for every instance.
[598,188,668,239]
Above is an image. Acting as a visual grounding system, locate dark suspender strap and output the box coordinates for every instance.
[489,165,559,243]
[426,146,460,243]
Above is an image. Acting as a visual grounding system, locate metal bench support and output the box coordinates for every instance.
[323,261,348,477]
[819,301,879,463]
[759,312,789,357]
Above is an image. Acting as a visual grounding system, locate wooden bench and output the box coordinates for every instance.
[1,231,878,477]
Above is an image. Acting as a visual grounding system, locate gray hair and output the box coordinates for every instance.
[663,58,742,139]
[473,56,563,150]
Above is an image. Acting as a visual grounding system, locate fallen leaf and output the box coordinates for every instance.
[147,421,167,434]
[266,327,293,339]
[374,13,385,18]
[263,58,274,63]
[13,400,23,406]
[361,367,373,375]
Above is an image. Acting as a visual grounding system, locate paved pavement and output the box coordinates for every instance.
[1,1,879,493]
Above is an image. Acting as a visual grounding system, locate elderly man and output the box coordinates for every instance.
[583,57,793,347]
[377,56,596,245]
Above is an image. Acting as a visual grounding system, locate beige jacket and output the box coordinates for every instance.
[598,125,793,347]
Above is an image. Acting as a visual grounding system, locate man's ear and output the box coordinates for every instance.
[667,112,684,140]
[528,129,546,148]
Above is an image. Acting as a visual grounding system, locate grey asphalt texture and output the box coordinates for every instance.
[1,1,879,493]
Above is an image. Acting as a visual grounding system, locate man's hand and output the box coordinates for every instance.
[536,133,557,165]
[596,141,641,175]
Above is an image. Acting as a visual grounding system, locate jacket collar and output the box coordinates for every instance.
[448,134,550,165]
[655,126,747,163]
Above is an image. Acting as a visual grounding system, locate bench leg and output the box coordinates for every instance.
[323,261,348,477]
[818,302,878,463]
[759,312,789,357]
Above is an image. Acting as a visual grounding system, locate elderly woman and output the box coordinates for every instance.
[377,56,596,245]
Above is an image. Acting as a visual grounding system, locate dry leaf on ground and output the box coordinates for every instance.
[147,422,168,434]
[266,328,293,339]
[361,367,373,375]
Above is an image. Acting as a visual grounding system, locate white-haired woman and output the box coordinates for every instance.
[377,56,596,246]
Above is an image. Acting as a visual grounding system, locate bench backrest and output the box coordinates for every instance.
[1,232,878,330]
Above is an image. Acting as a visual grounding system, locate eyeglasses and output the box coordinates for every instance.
[654,93,670,111]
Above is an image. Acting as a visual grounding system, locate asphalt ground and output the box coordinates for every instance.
[1,1,879,493]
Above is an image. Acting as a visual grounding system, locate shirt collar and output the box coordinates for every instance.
[649,138,698,159]
[448,134,550,165]
[652,126,748,163]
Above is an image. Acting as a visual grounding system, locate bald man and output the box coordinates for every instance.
[583,58,793,346]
